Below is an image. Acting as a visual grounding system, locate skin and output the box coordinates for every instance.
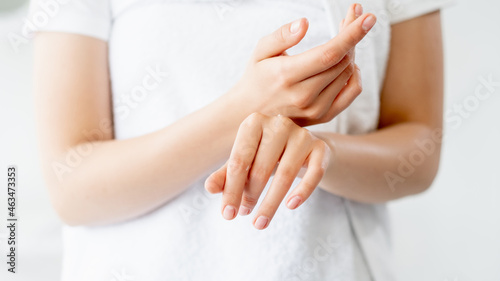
[35,4,443,230]
[206,4,369,228]
[207,8,443,229]
[35,4,374,226]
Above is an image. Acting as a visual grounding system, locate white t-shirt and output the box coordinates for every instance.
[29,0,452,280]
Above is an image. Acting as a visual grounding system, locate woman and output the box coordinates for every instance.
[32,0,448,280]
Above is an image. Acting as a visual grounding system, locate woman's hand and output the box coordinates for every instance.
[229,4,376,126]
[205,113,331,230]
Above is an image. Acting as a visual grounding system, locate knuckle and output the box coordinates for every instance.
[335,54,351,71]
[300,182,316,194]
[273,60,292,87]
[243,112,264,127]
[320,48,342,66]
[344,52,353,63]
[273,26,287,44]
[342,28,363,48]
[340,56,350,69]
[273,115,294,133]
[227,158,248,176]
[241,194,259,206]
[346,31,360,46]
[250,166,270,185]
[277,166,296,182]
[222,189,241,201]
[279,115,294,127]
[315,141,331,165]
[223,189,238,197]
[346,63,355,75]
[296,127,312,142]
[314,139,328,151]
[305,107,324,120]
[291,92,311,108]
[249,112,265,119]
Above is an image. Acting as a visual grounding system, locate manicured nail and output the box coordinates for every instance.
[223,205,236,220]
[254,216,269,230]
[287,196,302,209]
[354,4,363,17]
[362,15,376,31]
[290,19,302,34]
[239,206,252,216]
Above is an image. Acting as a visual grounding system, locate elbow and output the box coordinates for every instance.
[48,182,132,227]
[46,180,98,227]
[50,193,88,227]
[414,160,440,195]
[414,128,443,195]
[407,123,443,196]
[56,210,82,227]
[408,145,442,196]
[389,123,443,198]
[40,151,106,226]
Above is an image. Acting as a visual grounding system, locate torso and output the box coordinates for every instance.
[62,1,391,280]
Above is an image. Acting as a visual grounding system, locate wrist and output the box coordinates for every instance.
[225,82,268,116]
[311,131,338,190]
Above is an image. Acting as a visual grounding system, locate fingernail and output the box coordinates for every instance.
[287,196,302,209]
[355,4,363,17]
[254,216,269,230]
[239,206,252,216]
[290,19,302,34]
[362,15,376,31]
[223,205,236,220]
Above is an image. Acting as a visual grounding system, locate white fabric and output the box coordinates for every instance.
[388,0,455,24]
[29,0,451,280]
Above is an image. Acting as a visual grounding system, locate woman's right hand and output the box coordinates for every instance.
[229,4,376,126]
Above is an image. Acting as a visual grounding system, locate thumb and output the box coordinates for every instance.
[252,18,308,61]
[205,163,228,194]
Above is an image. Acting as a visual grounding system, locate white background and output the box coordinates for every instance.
[0,0,499,280]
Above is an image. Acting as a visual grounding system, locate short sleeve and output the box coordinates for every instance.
[27,0,111,41]
[387,0,454,24]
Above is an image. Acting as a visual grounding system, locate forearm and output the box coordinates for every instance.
[43,94,250,226]
[314,122,442,203]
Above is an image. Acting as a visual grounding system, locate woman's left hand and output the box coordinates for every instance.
[205,113,331,230]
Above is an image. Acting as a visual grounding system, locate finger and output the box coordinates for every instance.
[205,163,227,194]
[320,65,363,122]
[222,113,264,220]
[294,52,352,102]
[286,140,330,210]
[343,4,363,61]
[252,18,309,62]
[287,13,376,80]
[344,3,363,29]
[253,128,311,230]
[303,63,355,121]
[240,117,290,216]
[339,18,345,32]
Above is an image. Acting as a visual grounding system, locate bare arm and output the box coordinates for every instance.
[34,33,252,226]
[315,11,444,203]
[203,10,442,230]
[35,13,373,226]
